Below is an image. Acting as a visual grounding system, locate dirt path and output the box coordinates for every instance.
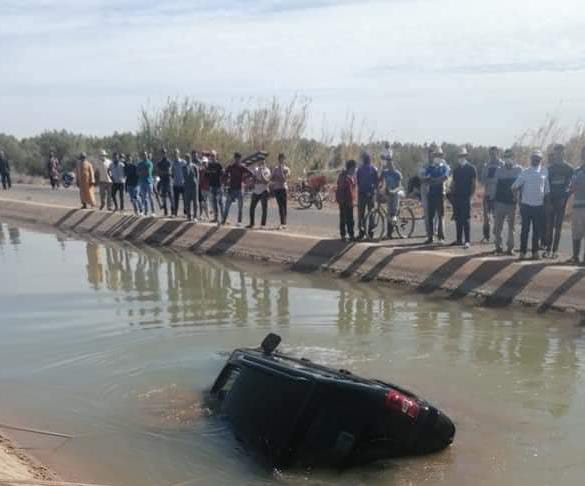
[0,433,56,485]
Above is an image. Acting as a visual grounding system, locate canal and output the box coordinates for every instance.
[0,222,584,485]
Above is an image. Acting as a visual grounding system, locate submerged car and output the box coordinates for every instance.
[207,334,455,469]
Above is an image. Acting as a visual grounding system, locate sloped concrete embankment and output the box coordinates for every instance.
[1,198,584,315]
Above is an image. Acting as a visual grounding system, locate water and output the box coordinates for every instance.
[0,222,584,486]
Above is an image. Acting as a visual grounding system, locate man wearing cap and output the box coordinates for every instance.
[157,148,173,216]
[480,147,504,243]
[379,149,402,238]
[492,149,522,255]
[97,149,113,210]
[356,151,379,239]
[543,144,574,259]
[511,150,550,260]
[449,147,477,248]
[76,152,96,209]
[423,145,450,243]
[222,152,252,226]
[568,146,585,264]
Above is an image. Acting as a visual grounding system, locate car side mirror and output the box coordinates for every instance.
[261,333,281,355]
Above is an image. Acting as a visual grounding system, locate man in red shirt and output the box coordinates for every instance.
[336,159,358,241]
[221,152,253,226]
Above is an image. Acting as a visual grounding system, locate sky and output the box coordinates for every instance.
[1,0,585,145]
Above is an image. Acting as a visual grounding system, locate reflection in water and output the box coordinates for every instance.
[80,239,581,419]
[8,226,20,246]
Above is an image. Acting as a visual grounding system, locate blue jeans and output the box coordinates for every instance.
[210,186,224,221]
[127,185,142,214]
[139,182,155,215]
[222,189,243,224]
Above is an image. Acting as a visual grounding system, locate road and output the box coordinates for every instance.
[0,183,575,257]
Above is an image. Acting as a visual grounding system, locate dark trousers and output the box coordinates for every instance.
[250,191,268,226]
[520,204,544,255]
[1,172,11,190]
[158,177,173,215]
[111,183,125,211]
[358,192,375,236]
[274,189,287,225]
[454,197,471,243]
[483,196,495,240]
[339,203,355,239]
[544,197,568,253]
[184,187,198,220]
[172,185,185,216]
[427,192,445,240]
[50,177,59,189]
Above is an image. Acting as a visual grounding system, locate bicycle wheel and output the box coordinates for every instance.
[298,191,312,209]
[314,192,323,210]
[395,206,416,239]
[366,208,386,242]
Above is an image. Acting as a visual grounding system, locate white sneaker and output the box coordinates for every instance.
[464,242,470,249]
[236,222,242,228]
[192,218,199,224]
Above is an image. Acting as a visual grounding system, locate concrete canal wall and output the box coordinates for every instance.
[1,198,585,316]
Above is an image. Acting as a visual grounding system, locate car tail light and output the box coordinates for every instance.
[384,390,420,420]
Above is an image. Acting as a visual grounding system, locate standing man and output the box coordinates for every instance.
[356,151,378,239]
[157,148,173,216]
[206,151,224,223]
[379,149,402,239]
[0,150,12,190]
[183,154,199,222]
[450,147,477,248]
[336,160,357,241]
[124,154,142,215]
[76,152,96,209]
[511,150,550,260]
[171,149,186,217]
[109,153,126,212]
[480,146,504,243]
[568,147,585,264]
[222,152,252,226]
[248,156,271,228]
[417,146,434,239]
[424,146,450,244]
[97,149,113,210]
[198,156,210,220]
[493,149,523,255]
[47,151,60,190]
[138,151,156,216]
[543,144,574,259]
[271,153,290,230]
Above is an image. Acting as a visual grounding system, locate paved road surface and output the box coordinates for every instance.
[0,183,575,257]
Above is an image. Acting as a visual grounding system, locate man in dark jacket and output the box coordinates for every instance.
[493,149,522,255]
[543,144,574,259]
[450,147,477,248]
[356,152,378,239]
[336,160,357,241]
[157,148,173,216]
[0,150,11,190]
[206,150,224,222]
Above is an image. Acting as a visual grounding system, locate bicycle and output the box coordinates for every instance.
[365,192,416,241]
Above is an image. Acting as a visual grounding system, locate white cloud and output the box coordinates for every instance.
[1,0,584,144]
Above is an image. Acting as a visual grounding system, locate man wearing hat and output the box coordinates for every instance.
[96,149,113,211]
[480,146,504,243]
[423,145,450,243]
[449,147,477,248]
[76,152,96,209]
[492,149,523,254]
[543,144,574,258]
[511,150,550,259]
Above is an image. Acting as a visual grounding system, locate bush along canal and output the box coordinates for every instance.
[0,222,584,485]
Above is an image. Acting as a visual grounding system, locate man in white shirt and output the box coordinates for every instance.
[247,157,271,228]
[97,149,113,211]
[511,150,550,260]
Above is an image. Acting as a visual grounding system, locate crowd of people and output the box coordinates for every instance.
[72,148,291,229]
[334,143,585,264]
